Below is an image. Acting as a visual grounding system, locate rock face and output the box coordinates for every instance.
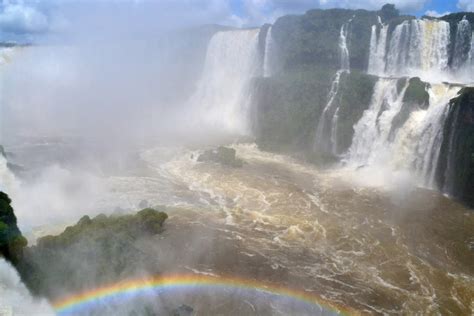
[438,88,474,207]
[251,4,474,207]
[0,192,27,264]
[18,208,168,298]
[197,146,243,168]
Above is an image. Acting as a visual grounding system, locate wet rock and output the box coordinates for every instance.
[197,146,243,168]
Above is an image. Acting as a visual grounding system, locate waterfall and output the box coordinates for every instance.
[339,22,350,71]
[452,16,472,70]
[189,29,260,135]
[263,26,275,78]
[368,19,452,81]
[346,78,460,188]
[0,258,54,315]
[314,20,351,155]
[314,70,344,153]
[368,18,388,76]
[346,78,407,166]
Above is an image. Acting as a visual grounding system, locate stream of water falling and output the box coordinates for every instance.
[188,29,260,135]
[367,18,474,83]
[263,26,275,78]
[314,20,351,155]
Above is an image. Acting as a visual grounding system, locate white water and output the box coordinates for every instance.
[188,29,261,135]
[314,70,344,154]
[366,19,474,83]
[339,22,350,72]
[0,258,54,315]
[453,16,472,70]
[346,78,461,188]
[314,21,351,155]
[0,48,20,196]
[263,26,275,78]
[367,21,388,75]
[346,78,407,166]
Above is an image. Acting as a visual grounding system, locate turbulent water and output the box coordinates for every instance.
[1,15,474,316]
[368,18,473,83]
[0,258,54,315]
[188,29,260,135]
[28,141,472,315]
[345,79,461,188]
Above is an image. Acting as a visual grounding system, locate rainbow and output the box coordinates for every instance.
[53,273,357,315]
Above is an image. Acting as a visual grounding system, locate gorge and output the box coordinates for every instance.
[0,3,473,316]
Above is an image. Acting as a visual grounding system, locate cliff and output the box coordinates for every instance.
[438,88,474,207]
[17,208,168,298]
[0,192,27,264]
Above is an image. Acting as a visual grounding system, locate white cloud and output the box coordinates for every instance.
[0,3,49,34]
[457,0,474,12]
[425,10,451,17]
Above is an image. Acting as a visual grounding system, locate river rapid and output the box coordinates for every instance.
[4,139,474,315]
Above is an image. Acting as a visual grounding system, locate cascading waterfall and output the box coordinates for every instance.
[339,22,350,71]
[314,20,351,155]
[189,29,260,135]
[346,77,461,188]
[452,16,472,70]
[263,26,275,78]
[346,78,407,166]
[367,19,389,75]
[0,258,54,315]
[368,19,456,81]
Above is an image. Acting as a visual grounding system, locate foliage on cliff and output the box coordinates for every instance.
[18,208,168,298]
[0,192,27,264]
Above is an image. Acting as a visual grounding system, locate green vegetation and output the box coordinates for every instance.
[18,208,168,297]
[0,191,27,264]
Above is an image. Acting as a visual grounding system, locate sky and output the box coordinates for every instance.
[0,0,472,43]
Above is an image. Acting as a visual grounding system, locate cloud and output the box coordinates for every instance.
[424,10,451,17]
[0,2,49,34]
[457,0,474,12]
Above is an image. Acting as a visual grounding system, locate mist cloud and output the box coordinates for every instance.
[0,2,49,34]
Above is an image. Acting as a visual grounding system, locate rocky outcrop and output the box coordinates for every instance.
[17,208,168,298]
[438,88,474,207]
[0,192,27,264]
[198,146,244,167]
